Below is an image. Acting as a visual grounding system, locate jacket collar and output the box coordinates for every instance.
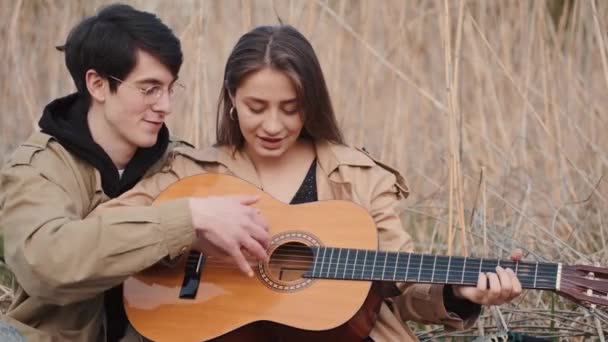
[173,145,262,188]
[171,141,396,202]
[175,141,374,182]
[314,141,374,177]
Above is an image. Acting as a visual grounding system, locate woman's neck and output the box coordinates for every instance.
[247,139,315,174]
[245,139,317,203]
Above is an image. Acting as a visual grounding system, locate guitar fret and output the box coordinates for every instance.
[352,250,359,279]
[382,252,389,280]
[461,256,467,284]
[371,251,378,279]
[326,248,335,278]
[404,253,411,281]
[393,253,400,281]
[533,262,538,288]
[361,250,368,279]
[195,254,204,273]
[417,255,423,282]
[343,249,350,279]
[431,255,437,282]
[319,247,327,278]
[446,256,452,284]
[334,249,342,278]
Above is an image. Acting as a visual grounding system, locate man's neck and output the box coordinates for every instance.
[87,106,136,170]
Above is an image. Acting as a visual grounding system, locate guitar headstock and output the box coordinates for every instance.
[559,264,608,307]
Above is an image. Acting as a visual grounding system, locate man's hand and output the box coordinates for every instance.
[452,249,524,305]
[188,195,269,277]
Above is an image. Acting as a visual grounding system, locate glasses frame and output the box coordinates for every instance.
[108,75,184,105]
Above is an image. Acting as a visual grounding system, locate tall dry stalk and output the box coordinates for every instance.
[1,0,607,337]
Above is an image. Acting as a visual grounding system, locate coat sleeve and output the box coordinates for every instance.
[367,166,480,330]
[0,151,194,306]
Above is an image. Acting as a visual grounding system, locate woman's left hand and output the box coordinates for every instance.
[451,249,524,305]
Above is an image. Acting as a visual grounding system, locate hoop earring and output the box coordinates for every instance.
[229,106,237,121]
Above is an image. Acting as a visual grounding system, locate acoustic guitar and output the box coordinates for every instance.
[124,173,608,342]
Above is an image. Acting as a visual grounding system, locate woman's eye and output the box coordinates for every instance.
[248,106,265,114]
[283,107,299,115]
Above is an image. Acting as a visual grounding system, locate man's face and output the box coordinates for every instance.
[102,50,176,150]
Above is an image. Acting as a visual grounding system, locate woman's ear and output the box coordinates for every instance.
[86,69,106,102]
[226,86,236,107]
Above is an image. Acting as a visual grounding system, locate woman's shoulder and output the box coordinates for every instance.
[318,141,375,167]
[317,141,409,198]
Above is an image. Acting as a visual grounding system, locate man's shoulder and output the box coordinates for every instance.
[168,135,194,149]
[3,131,94,180]
[171,145,230,164]
[5,131,53,167]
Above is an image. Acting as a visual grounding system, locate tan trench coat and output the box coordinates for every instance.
[0,132,195,341]
[98,141,479,342]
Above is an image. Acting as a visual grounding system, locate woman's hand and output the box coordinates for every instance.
[452,249,524,305]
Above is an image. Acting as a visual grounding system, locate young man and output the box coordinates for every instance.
[0,4,269,341]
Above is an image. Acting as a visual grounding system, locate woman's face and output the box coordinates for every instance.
[233,67,304,162]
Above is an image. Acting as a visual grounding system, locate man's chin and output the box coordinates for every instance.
[134,137,158,149]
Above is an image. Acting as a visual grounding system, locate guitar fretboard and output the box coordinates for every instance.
[303,247,559,290]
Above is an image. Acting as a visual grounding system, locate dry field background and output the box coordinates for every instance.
[1,0,607,339]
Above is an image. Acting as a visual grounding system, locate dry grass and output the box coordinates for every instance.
[1,0,607,339]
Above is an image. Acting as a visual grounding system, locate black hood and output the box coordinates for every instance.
[39,93,169,198]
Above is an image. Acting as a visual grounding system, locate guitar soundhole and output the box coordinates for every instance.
[257,231,321,292]
[268,242,313,281]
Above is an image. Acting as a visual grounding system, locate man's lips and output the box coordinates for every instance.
[144,120,163,125]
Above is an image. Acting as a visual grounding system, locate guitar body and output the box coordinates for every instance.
[124,174,382,342]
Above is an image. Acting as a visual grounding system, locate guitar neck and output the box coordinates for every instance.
[304,247,561,290]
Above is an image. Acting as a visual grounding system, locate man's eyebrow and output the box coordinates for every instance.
[134,78,177,86]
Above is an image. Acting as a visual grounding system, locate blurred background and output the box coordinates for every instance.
[1,0,607,339]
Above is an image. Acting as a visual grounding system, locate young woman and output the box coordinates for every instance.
[98,25,522,341]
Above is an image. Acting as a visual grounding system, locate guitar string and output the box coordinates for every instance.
[194,260,608,294]
[192,260,563,282]
[187,246,565,269]
[180,269,608,300]
[193,244,566,269]
[183,252,606,285]
[178,260,608,298]
[180,257,608,295]
[190,255,564,278]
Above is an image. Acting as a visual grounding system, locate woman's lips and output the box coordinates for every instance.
[259,136,283,149]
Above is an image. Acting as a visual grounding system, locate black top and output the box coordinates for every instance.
[289,159,318,205]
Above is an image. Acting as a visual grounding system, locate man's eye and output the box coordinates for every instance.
[142,86,161,96]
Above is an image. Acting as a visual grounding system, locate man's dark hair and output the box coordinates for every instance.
[57,3,183,102]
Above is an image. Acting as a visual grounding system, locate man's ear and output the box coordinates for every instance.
[86,69,106,102]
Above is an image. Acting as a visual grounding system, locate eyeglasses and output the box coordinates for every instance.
[108,75,185,105]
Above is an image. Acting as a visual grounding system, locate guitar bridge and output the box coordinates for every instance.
[179,251,205,299]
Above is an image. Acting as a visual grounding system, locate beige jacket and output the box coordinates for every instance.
[0,132,195,342]
[99,142,479,342]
